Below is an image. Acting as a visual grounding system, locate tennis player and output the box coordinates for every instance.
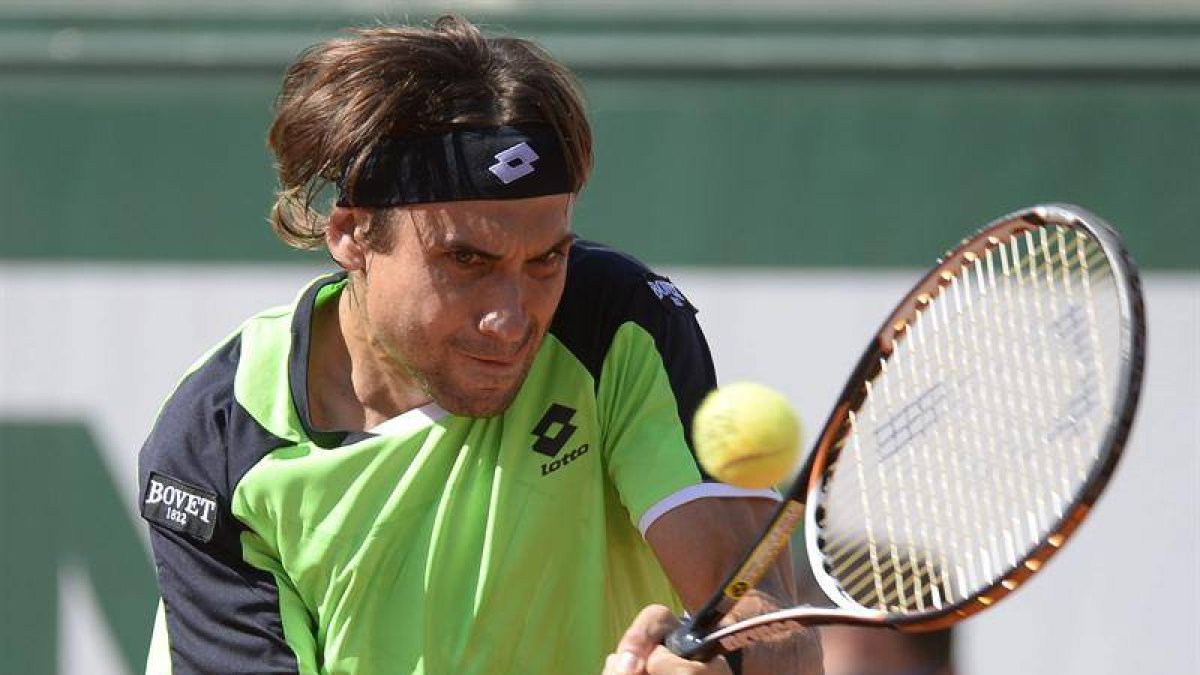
[137,16,820,675]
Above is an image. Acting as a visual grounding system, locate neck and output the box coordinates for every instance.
[307,283,432,432]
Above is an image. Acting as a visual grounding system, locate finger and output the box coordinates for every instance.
[614,604,680,659]
[646,645,733,675]
[602,650,646,675]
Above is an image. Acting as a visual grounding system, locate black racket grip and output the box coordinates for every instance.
[664,621,723,662]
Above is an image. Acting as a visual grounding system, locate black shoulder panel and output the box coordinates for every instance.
[550,240,717,450]
[137,336,301,674]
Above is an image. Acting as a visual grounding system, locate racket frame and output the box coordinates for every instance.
[666,204,1146,661]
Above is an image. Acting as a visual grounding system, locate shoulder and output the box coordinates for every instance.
[137,333,243,543]
[138,307,298,539]
[560,240,693,307]
[144,333,243,464]
[551,240,703,381]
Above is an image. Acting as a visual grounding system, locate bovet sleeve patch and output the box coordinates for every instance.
[141,471,219,543]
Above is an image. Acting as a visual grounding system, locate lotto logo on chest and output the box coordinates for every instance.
[531,403,591,477]
[141,471,218,542]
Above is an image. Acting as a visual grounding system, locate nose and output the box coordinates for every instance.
[477,278,530,345]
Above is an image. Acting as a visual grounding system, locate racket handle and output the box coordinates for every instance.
[664,620,723,662]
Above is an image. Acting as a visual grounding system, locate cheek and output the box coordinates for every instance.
[360,260,428,336]
[364,267,463,347]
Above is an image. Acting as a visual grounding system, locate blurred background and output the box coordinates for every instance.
[0,1,1196,673]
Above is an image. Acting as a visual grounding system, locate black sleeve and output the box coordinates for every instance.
[138,336,303,674]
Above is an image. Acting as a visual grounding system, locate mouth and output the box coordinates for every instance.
[461,344,528,371]
[466,354,521,368]
[458,331,538,375]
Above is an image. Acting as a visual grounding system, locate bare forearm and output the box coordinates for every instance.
[646,498,823,675]
[723,516,822,675]
[730,586,823,675]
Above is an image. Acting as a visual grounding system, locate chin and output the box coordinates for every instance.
[435,383,523,418]
[427,345,540,417]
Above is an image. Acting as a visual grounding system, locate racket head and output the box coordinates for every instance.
[799,203,1145,631]
[669,204,1146,661]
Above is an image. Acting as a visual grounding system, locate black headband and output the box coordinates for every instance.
[336,125,572,207]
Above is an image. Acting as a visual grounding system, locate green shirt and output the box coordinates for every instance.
[139,241,768,674]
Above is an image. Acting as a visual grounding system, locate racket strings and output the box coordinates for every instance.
[954,252,1013,595]
[816,223,1120,614]
[1030,229,1086,511]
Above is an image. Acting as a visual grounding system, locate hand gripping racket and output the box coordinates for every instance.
[666,204,1146,661]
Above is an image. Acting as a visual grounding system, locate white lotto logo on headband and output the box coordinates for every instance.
[488,142,539,184]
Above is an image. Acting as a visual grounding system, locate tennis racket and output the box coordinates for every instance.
[666,203,1146,661]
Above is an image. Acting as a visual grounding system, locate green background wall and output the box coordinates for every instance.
[1,9,1197,268]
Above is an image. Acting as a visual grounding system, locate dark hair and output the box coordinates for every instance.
[267,14,593,249]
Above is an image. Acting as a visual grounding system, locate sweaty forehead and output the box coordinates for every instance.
[407,195,573,248]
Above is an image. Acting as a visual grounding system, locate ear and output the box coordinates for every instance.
[326,206,370,271]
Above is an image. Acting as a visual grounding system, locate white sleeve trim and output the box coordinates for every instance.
[638,483,782,536]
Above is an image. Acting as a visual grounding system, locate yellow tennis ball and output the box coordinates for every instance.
[693,382,803,489]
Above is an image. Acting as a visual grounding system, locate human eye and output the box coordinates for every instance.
[448,248,486,268]
[528,248,567,274]
[535,250,564,265]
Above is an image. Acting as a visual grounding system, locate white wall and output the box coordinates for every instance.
[0,264,1195,674]
[673,269,1199,675]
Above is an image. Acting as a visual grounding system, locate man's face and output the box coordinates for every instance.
[355,194,575,417]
